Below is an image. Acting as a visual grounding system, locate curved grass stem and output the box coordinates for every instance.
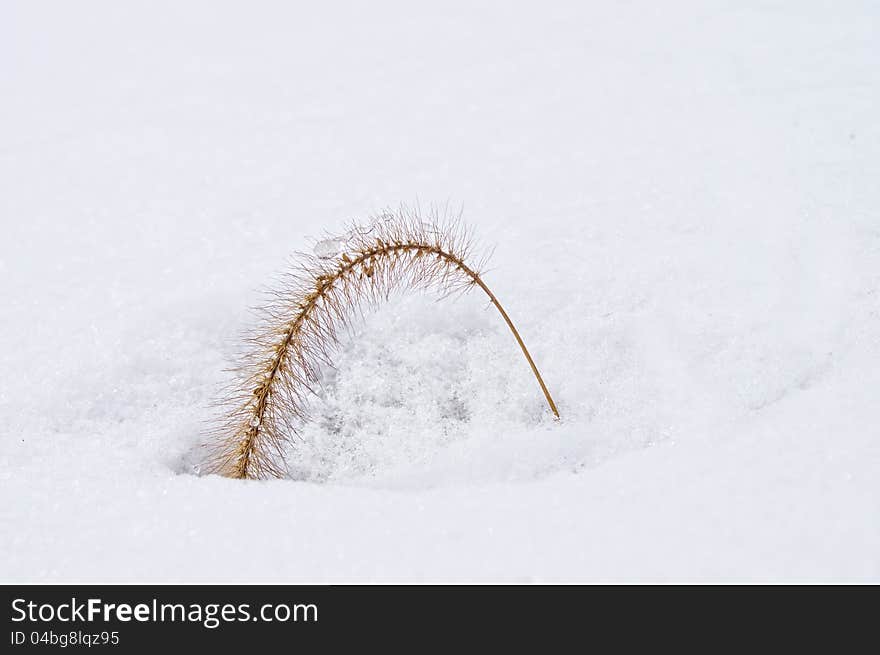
[206,211,560,480]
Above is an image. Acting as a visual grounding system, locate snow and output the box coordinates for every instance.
[1,0,878,582]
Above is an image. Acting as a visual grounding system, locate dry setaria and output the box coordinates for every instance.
[204,208,559,480]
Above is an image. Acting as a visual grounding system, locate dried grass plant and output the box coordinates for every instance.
[204,208,559,479]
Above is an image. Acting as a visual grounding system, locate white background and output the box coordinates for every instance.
[1,1,878,581]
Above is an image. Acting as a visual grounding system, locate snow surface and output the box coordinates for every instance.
[1,1,878,582]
